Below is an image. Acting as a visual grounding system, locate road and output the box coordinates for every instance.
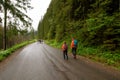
[0,42,120,80]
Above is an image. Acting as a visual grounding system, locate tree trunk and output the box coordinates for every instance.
[3,0,7,50]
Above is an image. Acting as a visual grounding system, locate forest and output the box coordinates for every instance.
[0,0,35,50]
[38,0,120,53]
[38,0,120,67]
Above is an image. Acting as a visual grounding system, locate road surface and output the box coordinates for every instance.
[0,42,120,80]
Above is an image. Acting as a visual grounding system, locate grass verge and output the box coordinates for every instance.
[0,39,36,62]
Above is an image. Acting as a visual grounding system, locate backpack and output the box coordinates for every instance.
[63,44,68,50]
[74,40,78,47]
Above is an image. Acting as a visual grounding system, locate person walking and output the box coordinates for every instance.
[71,38,78,59]
[62,42,68,60]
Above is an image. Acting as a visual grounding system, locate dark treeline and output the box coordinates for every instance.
[38,0,120,52]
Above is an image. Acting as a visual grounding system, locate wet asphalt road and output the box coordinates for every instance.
[0,42,120,80]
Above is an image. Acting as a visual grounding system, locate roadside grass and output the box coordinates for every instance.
[77,45,120,70]
[46,40,120,70]
[45,40,63,49]
[0,40,36,62]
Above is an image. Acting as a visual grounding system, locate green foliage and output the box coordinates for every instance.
[0,55,5,62]
[77,44,120,67]
[38,0,120,69]
[0,0,33,28]
[38,0,120,53]
[55,25,65,41]
[48,26,56,39]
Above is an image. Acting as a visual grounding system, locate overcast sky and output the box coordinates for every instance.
[27,0,51,30]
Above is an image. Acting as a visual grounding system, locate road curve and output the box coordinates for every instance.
[0,42,120,80]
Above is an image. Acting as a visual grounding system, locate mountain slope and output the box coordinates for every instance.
[38,0,120,52]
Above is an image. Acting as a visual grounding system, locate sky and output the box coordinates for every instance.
[27,0,51,30]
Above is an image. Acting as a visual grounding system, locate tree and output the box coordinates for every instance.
[38,0,120,51]
[0,25,3,49]
[0,0,33,50]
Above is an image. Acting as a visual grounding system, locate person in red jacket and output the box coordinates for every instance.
[62,41,68,60]
[71,38,78,59]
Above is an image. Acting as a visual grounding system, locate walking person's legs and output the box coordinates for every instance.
[72,48,74,57]
[74,48,77,59]
[72,48,75,59]
[65,50,68,60]
[63,51,66,60]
